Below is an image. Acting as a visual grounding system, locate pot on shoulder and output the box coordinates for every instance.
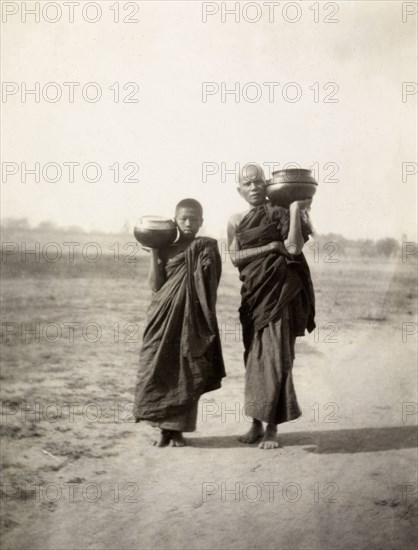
[133,216,177,248]
[266,168,318,208]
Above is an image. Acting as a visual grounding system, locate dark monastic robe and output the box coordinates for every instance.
[134,237,225,428]
[235,203,315,424]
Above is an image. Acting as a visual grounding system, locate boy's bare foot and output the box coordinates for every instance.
[258,424,279,449]
[238,419,264,444]
[153,429,172,447]
[170,431,186,447]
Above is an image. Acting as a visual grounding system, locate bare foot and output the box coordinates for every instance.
[170,431,186,447]
[238,420,264,444]
[258,424,279,449]
[153,429,172,447]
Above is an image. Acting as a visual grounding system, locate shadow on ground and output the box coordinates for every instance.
[189,425,418,453]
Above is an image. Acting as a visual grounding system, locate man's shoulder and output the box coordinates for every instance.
[228,210,248,229]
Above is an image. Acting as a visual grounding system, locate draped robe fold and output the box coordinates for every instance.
[134,237,225,431]
[236,203,315,425]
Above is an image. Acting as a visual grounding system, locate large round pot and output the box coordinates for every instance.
[266,168,318,208]
[133,216,177,248]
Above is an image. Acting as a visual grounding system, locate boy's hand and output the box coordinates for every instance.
[150,247,163,256]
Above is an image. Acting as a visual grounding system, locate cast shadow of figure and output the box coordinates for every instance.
[189,425,418,453]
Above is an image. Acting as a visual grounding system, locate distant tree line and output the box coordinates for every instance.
[314,233,403,258]
[1,219,411,258]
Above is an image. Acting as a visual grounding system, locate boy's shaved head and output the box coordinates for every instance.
[238,163,266,185]
[175,198,203,240]
[175,198,203,218]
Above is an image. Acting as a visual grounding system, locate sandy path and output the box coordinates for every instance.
[2,310,417,550]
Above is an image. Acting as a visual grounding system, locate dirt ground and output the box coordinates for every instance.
[1,246,417,549]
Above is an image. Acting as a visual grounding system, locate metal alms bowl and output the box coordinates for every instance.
[266,168,318,208]
[133,216,177,248]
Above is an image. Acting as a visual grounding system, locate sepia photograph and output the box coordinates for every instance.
[1,1,417,549]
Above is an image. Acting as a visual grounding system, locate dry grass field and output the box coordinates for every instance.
[1,232,417,549]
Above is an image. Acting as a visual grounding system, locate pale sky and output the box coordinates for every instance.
[1,0,417,239]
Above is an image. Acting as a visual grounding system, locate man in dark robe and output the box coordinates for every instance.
[134,199,225,447]
[227,165,315,449]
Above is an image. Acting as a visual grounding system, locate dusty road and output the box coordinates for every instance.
[1,255,417,549]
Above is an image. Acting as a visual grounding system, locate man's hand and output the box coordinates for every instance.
[290,198,312,211]
[269,241,293,258]
[269,241,285,253]
[286,200,310,255]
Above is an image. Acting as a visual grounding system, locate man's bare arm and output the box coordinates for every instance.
[284,199,312,255]
[227,218,289,268]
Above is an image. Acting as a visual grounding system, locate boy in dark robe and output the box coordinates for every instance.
[227,165,315,449]
[134,199,225,447]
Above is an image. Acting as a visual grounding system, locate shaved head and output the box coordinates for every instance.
[175,198,203,218]
[238,163,266,185]
[237,163,267,206]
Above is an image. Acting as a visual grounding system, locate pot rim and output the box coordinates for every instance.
[266,180,318,186]
[139,215,175,222]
